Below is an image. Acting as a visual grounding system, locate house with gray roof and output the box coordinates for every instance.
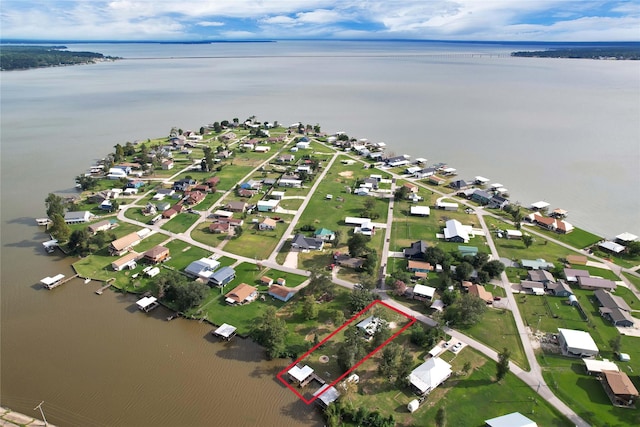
[594,289,634,327]
[291,234,324,251]
[209,266,236,287]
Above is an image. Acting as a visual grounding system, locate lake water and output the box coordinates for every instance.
[1,40,638,426]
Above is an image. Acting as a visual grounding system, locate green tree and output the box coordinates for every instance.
[337,326,366,372]
[199,126,205,135]
[332,309,345,327]
[454,261,474,282]
[482,260,505,279]
[90,231,107,249]
[348,233,370,257]
[349,286,376,313]
[626,241,640,257]
[234,226,243,238]
[45,193,65,219]
[496,347,511,381]
[471,252,490,269]
[333,229,342,246]
[113,143,125,162]
[378,342,402,378]
[302,295,319,320]
[250,306,288,360]
[522,234,534,249]
[305,268,334,298]
[49,213,70,241]
[68,229,90,256]
[444,293,486,327]
[76,175,98,191]
[394,185,409,201]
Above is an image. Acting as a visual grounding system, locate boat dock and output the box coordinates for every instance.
[212,323,237,341]
[42,239,59,253]
[40,273,78,289]
[35,218,51,226]
[95,283,112,295]
[300,372,326,388]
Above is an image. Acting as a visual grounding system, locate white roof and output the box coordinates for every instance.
[506,229,523,237]
[40,274,65,285]
[441,167,456,173]
[185,258,221,278]
[313,384,340,405]
[409,357,452,394]
[414,284,436,298]
[357,316,380,335]
[584,359,619,373]
[213,210,234,217]
[430,299,445,311]
[146,267,160,277]
[410,206,431,215]
[288,365,314,382]
[436,201,458,208]
[490,183,503,189]
[474,176,490,183]
[558,328,599,353]
[136,296,158,309]
[444,219,470,242]
[485,412,537,427]
[271,191,285,197]
[615,232,638,242]
[530,201,550,209]
[257,199,279,207]
[599,241,626,254]
[345,217,371,225]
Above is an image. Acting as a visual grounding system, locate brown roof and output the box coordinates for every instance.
[408,260,433,271]
[110,232,140,251]
[206,176,220,186]
[566,255,588,265]
[209,222,230,232]
[261,218,277,228]
[225,283,257,303]
[144,245,169,259]
[268,284,293,299]
[469,284,493,302]
[261,276,274,284]
[88,220,111,233]
[226,201,247,211]
[111,251,141,268]
[602,370,639,396]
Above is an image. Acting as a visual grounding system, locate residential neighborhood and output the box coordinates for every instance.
[39,118,640,427]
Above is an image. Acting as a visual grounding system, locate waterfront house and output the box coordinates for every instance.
[109,232,141,256]
[64,211,94,224]
[598,241,626,254]
[313,385,340,408]
[209,266,236,287]
[558,328,599,357]
[259,218,277,231]
[470,189,492,205]
[428,175,446,185]
[225,283,258,305]
[268,284,295,302]
[403,240,428,259]
[601,370,639,407]
[288,365,314,387]
[291,234,324,251]
[111,251,140,271]
[143,246,170,264]
[443,219,471,243]
[449,179,469,191]
[184,258,221,281]
[414,167,436,179]
[87,219,111,234]
[386,155,410,167]
[408,357,452,396]
[615,232,638,245]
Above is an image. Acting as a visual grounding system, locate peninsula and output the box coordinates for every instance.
[39,117,640,427]
[511,45,640,60]
[0,45,119,71]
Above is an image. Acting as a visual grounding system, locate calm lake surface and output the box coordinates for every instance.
[1,40,639,426]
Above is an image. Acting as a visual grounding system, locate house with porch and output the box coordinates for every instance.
[143,246,170,264]
[268,284,295,302]
[601,370,639,407]
[209,266,236,287]
[225,283,258,305]
[184,258,221,281]
[443,219,471,243]
[408,357,452,396]
[403,240,428,259]
[109,232,141,256]
[291,234,324,251]
[314,228,335,242]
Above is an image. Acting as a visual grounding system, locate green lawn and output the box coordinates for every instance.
[161,212,200,234]
[348,347,571,427]
[462,308,530,371]
[123,206,154,224]
[526,226,602,249]
[221,214,294,260]
[515,293,587,333]
[278,198,304,210]
[162,240,212,271]
[539,353,640,427]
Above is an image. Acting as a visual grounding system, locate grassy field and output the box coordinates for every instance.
[161,212,200,234]
[221,214,294,260]
[515,293,587,333]
[346,344,571,427]
[525,225,602,249]
[539,353,640,427]
[162,239,212,271]
[461,308,530,371]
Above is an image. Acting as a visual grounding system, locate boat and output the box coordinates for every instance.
[84,278,91,284]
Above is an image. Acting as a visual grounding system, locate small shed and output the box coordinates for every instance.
[407,399,420,413]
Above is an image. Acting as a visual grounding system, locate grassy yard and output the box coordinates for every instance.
[461,308,530,371]
[162,240,212,271]
[161,212,200,234]
[526,225,602,249]
[347,346,571,427]
[539,353,640,427]
[221,214,294,260]
[278,198,304,210]
[515,293,588,333]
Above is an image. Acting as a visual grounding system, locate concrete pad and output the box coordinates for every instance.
[282,251,299,269]
[586,261,610,270]
[3,411,34,425]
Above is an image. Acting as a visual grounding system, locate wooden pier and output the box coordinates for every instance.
[95,283,112,295]
[300,372,326,388]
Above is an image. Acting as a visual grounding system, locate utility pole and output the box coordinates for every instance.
[34,401,48,426]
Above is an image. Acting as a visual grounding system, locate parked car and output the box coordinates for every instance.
[452,342,463,352]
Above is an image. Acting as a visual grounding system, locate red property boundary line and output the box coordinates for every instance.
[276,299,416,404]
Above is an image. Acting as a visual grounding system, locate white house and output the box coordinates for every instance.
[485,412,538,427]
[443,219,472,243]
[436,201,458,211]
[558,328,599,357]
[408,357,452,395]
[413,284,436,300]
[345,217,371,226]
[107,167,127,180]
[296,141,311,149]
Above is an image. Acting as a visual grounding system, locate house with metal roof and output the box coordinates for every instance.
[408,357,452,396]
[558,328,599,357]
[209,266,236,287]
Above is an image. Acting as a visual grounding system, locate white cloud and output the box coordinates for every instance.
[197,21,224,27]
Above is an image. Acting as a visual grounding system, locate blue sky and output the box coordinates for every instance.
[1,1,639,41]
